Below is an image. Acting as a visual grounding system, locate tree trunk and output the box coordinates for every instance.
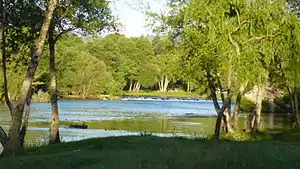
[208,74,233,140]
[158,76,169,92]
[267,111,274,129]
[187,81,190,93]
[232,82,248,129]
[2,0,57,156]
[254,83,264,131]
[159,77,164,92]
[163,76,169,92]
[0,126,7,149]
[0,1,13,113]
[129,79,133,92]
[247,86,259,131]
[294,87,300,127]
[216,74,232,133]
[134,81,141,92]
[20,89,32,147]
[49,28,61,144]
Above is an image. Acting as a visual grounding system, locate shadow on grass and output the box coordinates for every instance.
[246,128,300,142]
[2,134,300,169]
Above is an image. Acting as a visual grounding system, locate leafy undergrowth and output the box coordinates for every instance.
[1,135,300,169]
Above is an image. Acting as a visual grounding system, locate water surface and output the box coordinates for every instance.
[0,98,229,143]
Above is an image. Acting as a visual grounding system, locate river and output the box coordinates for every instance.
[0,97,233,144]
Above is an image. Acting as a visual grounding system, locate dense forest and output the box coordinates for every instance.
[1,0,300,157]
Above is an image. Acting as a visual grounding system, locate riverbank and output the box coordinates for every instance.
[27,91,205,103]
[1,134,300,169]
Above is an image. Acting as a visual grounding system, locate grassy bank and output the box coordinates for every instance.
[1,135,300,169]
[123,91,204,98]
[28,117,237,137]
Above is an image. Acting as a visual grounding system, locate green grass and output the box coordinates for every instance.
[28,117,224,137]
[1,135,300,169]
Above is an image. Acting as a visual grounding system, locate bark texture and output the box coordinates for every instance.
[232,82,248,129]
[0,126,7,148]
[208,74,233,140]
[247,83,265,131]
[159,76,170,92]
[49,27,61,143]
[20,89,32,147]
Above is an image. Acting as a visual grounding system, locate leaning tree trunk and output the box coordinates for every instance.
[232,82,248,129]
[134,81,141,92]
[0,126,7,150]
[208,73,233,140]
[49,28,60,144]
[211,88,233,140]
[20,89,32,147]
[2,0,57,156]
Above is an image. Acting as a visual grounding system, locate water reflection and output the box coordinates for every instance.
[0,99,230,143]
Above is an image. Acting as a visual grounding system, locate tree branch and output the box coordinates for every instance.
[228,19,249,56]
[54,28,74,42]
[0,1,13,113]
[247,34,276,42]
[218,92,234,114]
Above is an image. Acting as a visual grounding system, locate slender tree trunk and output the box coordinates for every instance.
[247,86,259,131]
[132,81,140,92]
[294,87,300,127]
[0,1,13,113]
[49,28,60,144]
[3,0,57,156]
[129,79,133,92]
[187,81,190,93]
[0,126,7,150]
[134,81,141,92]
[1,0,11,154]
[232,82,248,129]
[163,76,169,92]
[159,77,164,92]
[158,76,169,92]
[254,83,264,131]
[137,82,141,92]
[20,89,32,147]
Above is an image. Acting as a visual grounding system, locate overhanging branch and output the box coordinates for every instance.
[54,28,74,42]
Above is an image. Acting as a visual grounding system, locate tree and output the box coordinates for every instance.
[47,0,115,143]
[152,36,180,92]
[1,0,57,156]
[54,35,113,97]
[276,13,300,127]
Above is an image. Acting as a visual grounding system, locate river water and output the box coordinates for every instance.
[0,98,230,144]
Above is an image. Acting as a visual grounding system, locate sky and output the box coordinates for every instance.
[110,0,167,37]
